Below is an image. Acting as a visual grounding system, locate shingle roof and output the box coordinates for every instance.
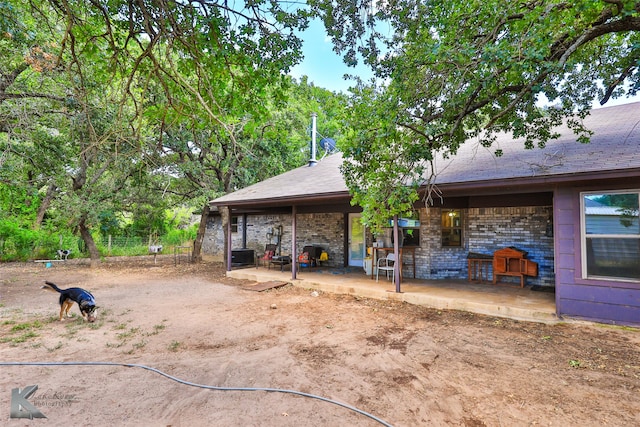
[210,153,350,206]
[433,102,640,186]
[211,102,640,207]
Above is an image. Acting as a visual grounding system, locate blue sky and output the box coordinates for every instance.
[289,19,372,93]
[291,20,640,107]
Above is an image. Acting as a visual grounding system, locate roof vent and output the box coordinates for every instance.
[309,113,318,167]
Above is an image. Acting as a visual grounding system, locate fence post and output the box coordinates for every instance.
[108,235,112,256]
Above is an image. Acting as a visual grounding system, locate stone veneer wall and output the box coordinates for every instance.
[203,212,344,267]
[203,206,555,286]
[201,213,223,261]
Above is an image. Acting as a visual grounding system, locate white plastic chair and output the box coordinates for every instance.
[376,253,396,282]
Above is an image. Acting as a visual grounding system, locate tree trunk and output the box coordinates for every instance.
[191,203,210,262]
[78,216,101,268]
[33,182,57,229]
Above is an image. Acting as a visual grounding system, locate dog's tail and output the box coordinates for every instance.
[41,281,62,293]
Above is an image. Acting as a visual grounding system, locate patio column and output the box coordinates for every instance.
[292,205,297,279]
[225,206,232,272]
[393,214,402,292]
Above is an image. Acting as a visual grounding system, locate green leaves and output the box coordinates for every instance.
[313,0,640,229]
[0,0,322,261]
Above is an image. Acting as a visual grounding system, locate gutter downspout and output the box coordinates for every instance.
[309,113,317,167]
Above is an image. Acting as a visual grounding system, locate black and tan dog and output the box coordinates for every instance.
[41,281,98,322]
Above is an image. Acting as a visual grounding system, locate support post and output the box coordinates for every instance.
[292,205,297,279]
[225,207,232,272]
[393,215,401,292]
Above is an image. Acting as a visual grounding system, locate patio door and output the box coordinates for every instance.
[348,213,366,267]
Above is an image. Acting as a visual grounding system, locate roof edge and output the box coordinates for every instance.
[435,168,640,193]
[209,191,353,208]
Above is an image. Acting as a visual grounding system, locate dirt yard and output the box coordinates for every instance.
[0,257,638,426]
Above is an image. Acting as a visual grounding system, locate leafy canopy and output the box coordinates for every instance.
[0,0,317,262]
[313,0,640,231]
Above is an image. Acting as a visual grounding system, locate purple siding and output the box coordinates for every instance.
[554,187,640,326]
[559,299,640,325]
[555,268,575,284]
[560,283,640,306]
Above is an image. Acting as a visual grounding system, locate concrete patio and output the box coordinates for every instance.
[227,265,559,324]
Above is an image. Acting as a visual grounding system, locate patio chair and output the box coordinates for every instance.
[297,245,323,271]
[257,244,277,268]
[376,253,396,283]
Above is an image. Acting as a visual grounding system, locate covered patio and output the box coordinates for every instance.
[227,265,558,324]
[209,104,640,327]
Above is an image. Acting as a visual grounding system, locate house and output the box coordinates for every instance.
[207,102,640,326]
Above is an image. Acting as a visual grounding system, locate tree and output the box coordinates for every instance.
[150,77,350,261]
[1,0,313,263]
[49,0,311,264]
[313,0,640,230]
[0,1,70,229]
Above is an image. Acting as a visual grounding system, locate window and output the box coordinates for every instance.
[231,216,238,233]
[582,191,640,281]
[395,216,421,247]
[401,227,420,247]
[441,209,462,247]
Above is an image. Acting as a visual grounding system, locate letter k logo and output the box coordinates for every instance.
[10,385,46,419]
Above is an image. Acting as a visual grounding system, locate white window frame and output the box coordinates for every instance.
[580,190,640,282]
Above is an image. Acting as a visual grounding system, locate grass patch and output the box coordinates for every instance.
[146,321,167,336]
[11,320,43,332]
[1,331,39,344]
[168,341,181,352]
[106,341,125,349]
[87,321,103,330]
[99,308,113,316]
[107,325,148,353]
[117,327,140,340]
[0,319,45,345]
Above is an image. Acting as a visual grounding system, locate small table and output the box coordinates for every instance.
[269,256,291,272]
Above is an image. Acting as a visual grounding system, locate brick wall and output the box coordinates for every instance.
[204,212,344,267]
[468,206,554,286]
[294,213,344,267]
[416,206,554,286]
[204,206,555,286]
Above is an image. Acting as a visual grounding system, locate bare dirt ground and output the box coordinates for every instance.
[1,257,639,427]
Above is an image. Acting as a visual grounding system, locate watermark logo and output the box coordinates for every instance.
[10,385,46,419]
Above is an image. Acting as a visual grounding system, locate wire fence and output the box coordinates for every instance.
[1,233,194,261]
[96,234,193,258]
